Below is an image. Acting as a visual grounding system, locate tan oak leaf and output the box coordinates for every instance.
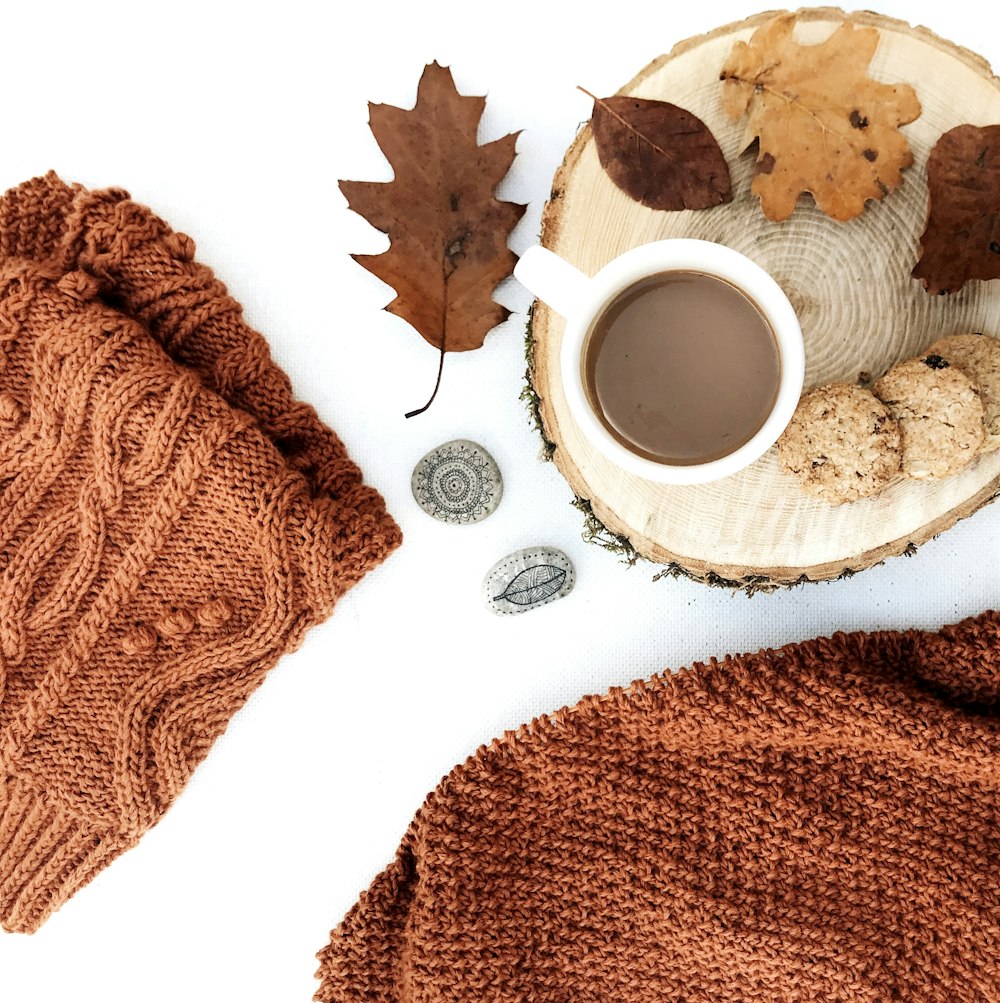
[720,14,921,222]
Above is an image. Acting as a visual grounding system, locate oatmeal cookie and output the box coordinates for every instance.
[873,355,985,478]
[778,383,901,504]
[924,332,1000,450]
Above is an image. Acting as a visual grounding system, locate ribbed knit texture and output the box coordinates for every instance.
[0,173,401,934]
[317,611,1000,1002]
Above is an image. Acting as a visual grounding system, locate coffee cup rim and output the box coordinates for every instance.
[559,239,804,485]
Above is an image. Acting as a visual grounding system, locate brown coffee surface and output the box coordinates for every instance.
[585,271,779,465]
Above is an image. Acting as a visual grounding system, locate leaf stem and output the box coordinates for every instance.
[404,342,446,419]
[406,266,450,419]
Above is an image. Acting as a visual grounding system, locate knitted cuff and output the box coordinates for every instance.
[0,775,134,934]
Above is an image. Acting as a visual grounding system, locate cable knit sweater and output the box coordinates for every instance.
[0,173,401,934]
[317,611,1000,1002]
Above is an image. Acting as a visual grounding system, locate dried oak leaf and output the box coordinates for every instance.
[341,61,525,416]
[583,88,732,210]
[720,14,921,222]
[912,125,1000,295]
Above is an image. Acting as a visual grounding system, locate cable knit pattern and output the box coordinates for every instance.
[0,175,401,934]
[0,172,366,501]
[317,612,1000,1002]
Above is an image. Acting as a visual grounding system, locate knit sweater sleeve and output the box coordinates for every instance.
[0,181,401,934]
[315,613,1000,1001]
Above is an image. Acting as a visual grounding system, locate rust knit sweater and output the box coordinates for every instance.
[0,173,400,934]
[317,611,1000,1002]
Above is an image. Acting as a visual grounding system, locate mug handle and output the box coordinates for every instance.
[514,246,590,319]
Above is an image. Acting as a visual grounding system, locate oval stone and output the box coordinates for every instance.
[411,439,503,525]
[483,546,575,616]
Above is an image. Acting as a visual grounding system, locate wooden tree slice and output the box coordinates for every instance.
[531,6,1000,587]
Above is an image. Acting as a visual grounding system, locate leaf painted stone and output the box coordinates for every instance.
[483,547,575,616]
[411,439,502,525]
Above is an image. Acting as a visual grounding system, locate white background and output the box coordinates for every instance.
[1,1,999,1000]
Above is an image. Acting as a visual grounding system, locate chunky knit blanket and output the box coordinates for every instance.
[0,173,400,934]
[317,611,1000,1002]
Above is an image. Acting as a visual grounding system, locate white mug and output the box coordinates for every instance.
[514,239,805,485]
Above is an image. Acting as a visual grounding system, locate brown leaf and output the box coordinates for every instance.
[720,14,921,222]
[583,89,732,210]
[912,125,1000,295]
[340,62,525,416]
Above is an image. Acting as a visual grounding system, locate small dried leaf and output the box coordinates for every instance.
[585,90,732,210]
[340,62,525,415]
[494,565,566,606]
[720,14,921,221]
[912,124,1000,295]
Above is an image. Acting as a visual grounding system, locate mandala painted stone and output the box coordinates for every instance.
[483,546,575,616]
[411,439,503,524]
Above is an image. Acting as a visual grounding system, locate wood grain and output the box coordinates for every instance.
[531,7,1000,586]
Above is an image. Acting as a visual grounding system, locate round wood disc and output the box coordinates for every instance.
[531,6,1000,587]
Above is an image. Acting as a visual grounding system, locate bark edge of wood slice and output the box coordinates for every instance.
[530,5,1000,589]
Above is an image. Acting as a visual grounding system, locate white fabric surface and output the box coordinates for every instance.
[2,1,999,1000]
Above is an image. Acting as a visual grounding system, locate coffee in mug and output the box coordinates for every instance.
[583,270,780,465]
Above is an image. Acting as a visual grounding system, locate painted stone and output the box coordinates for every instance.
[483,546,575,616]
[411,439,502,525]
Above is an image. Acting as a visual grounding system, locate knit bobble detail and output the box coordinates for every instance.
[122,601,232,652]
[196,597,234,629]
[56,269,102,302]
[122,624,158,655]
[158,609,195,638]
[164,231,196,262]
